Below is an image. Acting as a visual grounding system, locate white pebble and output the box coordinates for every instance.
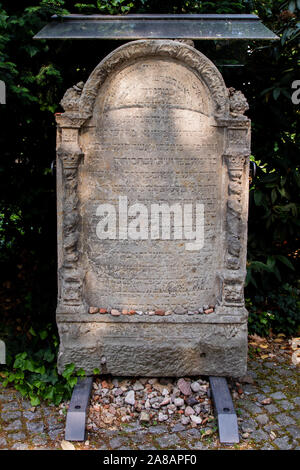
[124,390,135,405]
[181,416,190,425]
[174,397,184,407]
[191,382,201,392]
[158,412,168,422]
[190,415,202,425]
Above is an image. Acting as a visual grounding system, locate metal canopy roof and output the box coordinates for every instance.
[34,14,279,41]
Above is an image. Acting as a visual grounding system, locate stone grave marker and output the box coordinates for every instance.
[55,40,250,377]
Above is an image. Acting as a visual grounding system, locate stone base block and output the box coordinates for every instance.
[57,319,247,378]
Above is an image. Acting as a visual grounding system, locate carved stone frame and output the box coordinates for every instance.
[56,39,250,320]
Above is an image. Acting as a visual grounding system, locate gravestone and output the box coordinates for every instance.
[55,40,250,377]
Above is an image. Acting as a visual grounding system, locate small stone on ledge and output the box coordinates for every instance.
[89,307,99,314]
[111,309,121,316]
[204,308,214,314]
[155,310,165,316]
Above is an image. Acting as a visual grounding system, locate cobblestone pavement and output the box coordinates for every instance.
[0,339,299,451]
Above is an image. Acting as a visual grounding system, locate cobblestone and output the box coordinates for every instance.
[155,434,181,448]
[290,411,300,420]
[264,404,279,414]
[274,414,296,426]
[251,429,269,442]
[1,403,20,412]
[241,402,262,414]
[256,414,269,425]
[270,392,287,400]
[241,418,258,433]
[1,411,22,422]
[278,400,294,411]
[6,420,23,431]
[171,423,186,433]
[0,337,298,451]
[109,437,126,449]
[273,436,295,450]
[9,432,26,441]
[263,423,281,433]
[31,436,49,446]
[287,425,300,440]
[23,410,42,420]
[26,421,45,433]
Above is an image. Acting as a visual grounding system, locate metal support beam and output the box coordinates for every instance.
[65,376,93,441]
[209,376,239,444]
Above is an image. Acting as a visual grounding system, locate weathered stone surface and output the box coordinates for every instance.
[57,321,248,376]
[56,39,250,376]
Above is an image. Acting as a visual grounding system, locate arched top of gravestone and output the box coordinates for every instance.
[78,39,229,119]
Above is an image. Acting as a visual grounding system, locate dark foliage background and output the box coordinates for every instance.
[0,0,299,346]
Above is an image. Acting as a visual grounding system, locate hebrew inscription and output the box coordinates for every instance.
[79,59,223,310]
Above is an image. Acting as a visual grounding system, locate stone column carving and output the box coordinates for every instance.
[217,88,251,309]
[56,83,86,314]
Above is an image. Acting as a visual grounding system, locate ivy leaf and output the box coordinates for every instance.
[29,327,37,336]
[62,363,75,379]
[39,330,48,340]
[76,368,86,377]
[275,255,295,271]
[29,394,40,406]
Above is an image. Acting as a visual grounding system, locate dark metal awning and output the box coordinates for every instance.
[34,14,279,41]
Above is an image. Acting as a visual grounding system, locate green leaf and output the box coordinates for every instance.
[29,395,40,407]
[44,387,55,401]
[254,190,263,206]
[271,188,277,204]
[275,255,295,271]
[39,330,48,340]
[68,377,78,388]
[76,368,86,377]
[62,363,75,379]
[24,359,36,372]
[267,256,276,269]
[278,187,289,199]
[29,327,37,336]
